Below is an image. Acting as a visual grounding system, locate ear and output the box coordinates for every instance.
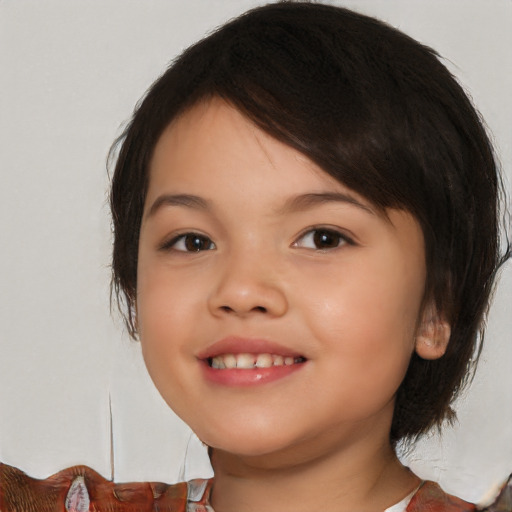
[415,303,451,360]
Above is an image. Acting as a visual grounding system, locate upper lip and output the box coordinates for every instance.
[196,336,304,360]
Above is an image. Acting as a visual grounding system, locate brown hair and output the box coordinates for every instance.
[110,2,509,444]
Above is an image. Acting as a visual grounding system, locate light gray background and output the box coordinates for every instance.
[0,0,510,506]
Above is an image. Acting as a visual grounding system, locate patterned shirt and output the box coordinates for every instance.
[1,462,507,512]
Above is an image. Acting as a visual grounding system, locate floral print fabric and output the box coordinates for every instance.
[1,462,509,511]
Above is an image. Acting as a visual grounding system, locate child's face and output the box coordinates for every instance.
[137,98,427,459]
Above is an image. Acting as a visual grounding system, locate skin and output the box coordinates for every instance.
[136,98,448,512]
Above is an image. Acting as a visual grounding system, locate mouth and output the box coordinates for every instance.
[207,353,307,369]
[198,337,308,386]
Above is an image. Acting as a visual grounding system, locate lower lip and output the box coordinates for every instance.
[200,361,306,386]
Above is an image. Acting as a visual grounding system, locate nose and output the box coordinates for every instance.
[207,249,288,318]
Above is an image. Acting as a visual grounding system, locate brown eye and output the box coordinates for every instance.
[295,228,352,250]
[313,230,342,249]
[166,233,215,252]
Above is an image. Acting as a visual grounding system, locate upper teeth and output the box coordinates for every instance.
[210,353,302,369]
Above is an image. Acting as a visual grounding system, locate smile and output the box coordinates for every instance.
[198,337,308,385]
[208,353,306,369]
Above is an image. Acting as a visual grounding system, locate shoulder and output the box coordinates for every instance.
[479,474,512,512]
[0,462,212,511]
[407,481,476,512]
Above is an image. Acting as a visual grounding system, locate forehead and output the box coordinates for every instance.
[146,98,376,215]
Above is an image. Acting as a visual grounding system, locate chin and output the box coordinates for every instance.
[203,434,282,457]
[194,424,297,459]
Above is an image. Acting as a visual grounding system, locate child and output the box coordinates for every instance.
[0,2,509,511]
[109,2,508,510]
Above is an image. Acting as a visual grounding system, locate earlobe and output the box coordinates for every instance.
[415,306,451,360]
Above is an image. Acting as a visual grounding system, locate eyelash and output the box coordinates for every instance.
[293,227,355,250]
[159,227,354,253]
[159,232,216,253]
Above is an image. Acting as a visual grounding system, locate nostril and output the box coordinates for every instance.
[218,305,267,313]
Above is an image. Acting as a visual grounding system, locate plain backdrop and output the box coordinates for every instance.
[0,0,511,506]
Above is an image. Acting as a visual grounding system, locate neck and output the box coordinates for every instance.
[209,430,420,512]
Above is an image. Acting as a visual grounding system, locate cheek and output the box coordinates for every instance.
[304,267,421,342]
[135,263,198,386]
[136,277,199,417]
[137,259,200,338]
[299,254,423,388]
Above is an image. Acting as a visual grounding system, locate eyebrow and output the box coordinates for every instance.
[277,192,375,216]
[146,194,210,217]
[146,191,375,219]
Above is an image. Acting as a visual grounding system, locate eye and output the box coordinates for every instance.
[162,233,216,252]
[294,228,353,250]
